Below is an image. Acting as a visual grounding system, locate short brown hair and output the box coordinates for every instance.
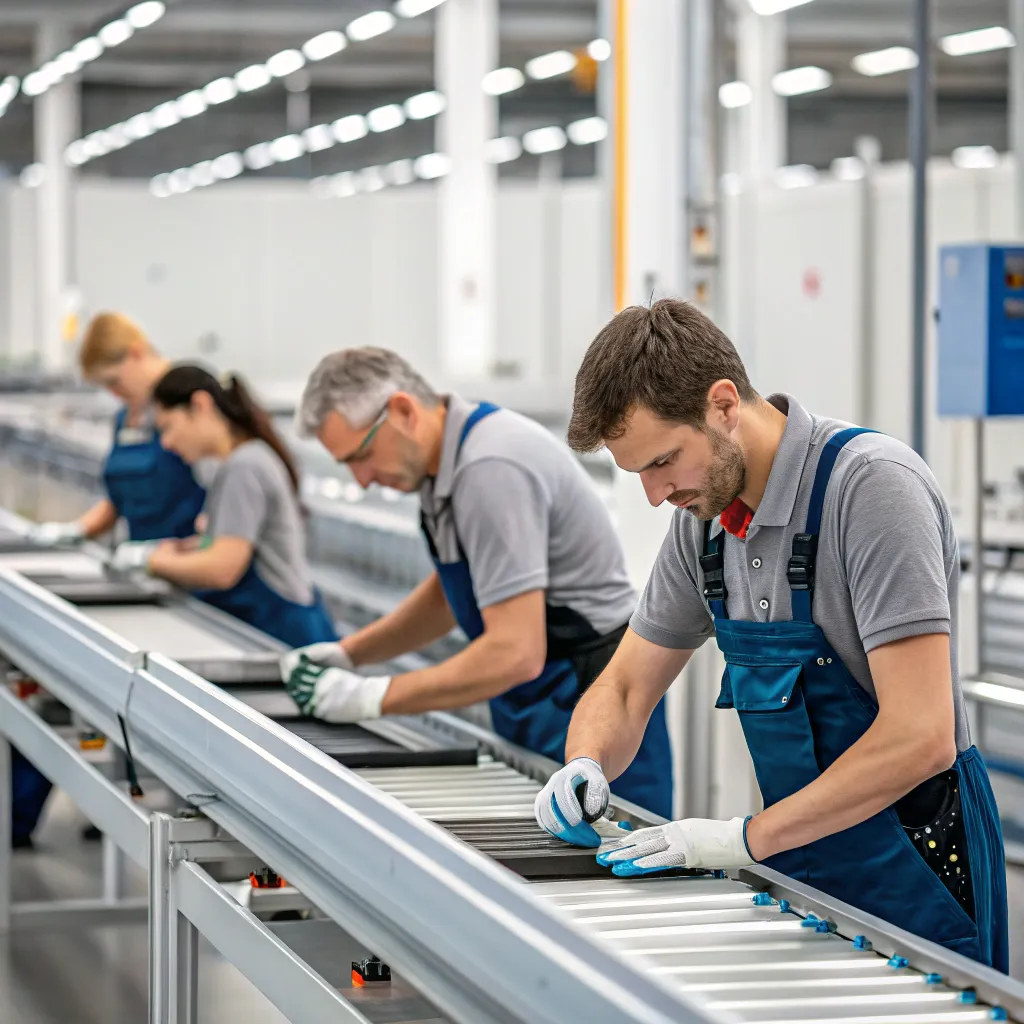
[567,299,757,452]
[79,312,152,376]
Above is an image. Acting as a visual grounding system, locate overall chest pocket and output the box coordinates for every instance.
[717,659,821,806]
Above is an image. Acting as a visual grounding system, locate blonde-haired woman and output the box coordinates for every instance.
[30,312,205,545]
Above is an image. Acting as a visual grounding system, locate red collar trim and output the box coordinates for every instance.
[720,498,754,539]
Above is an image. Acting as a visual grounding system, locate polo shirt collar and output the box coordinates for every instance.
[429,393,474,501]
[749,393,813,530]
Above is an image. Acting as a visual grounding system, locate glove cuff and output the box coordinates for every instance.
[359,676,391,719]
[742,815,755,861]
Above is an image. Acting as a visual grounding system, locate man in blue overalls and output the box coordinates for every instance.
[538,299,1008,972]
[279,347,673,818]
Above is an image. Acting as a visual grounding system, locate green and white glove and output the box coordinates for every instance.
[285,657,390,723]
[279,641,353,683]
[29,521,84,546]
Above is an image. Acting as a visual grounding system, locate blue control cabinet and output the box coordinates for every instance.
[937,244,1024,416]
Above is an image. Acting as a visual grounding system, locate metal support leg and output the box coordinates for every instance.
[102,832,124,903]
[171,910,199,1024]
[149,812,171,1024]
[0,741,10,933]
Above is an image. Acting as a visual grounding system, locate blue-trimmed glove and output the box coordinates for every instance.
[284,657,390,723]
[597,816,755,876]
[534,757,611,848]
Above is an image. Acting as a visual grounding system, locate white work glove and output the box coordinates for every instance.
[534,757,612,849]
[284,657,390,723]
[109,541,159,573]
[597,816,755,876]
[29,520,84,546]
[278,641,353,683]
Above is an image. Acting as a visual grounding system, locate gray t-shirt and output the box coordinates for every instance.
[420,394,637,635]
[631,394,970,751]
[204,440,313,605]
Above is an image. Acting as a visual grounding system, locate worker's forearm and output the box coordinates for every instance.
[343,573,456,667]
[564,672,653,782]
[79,499,118,539]
[149,548,235,589]
[381,633,536,715]
[747,715,956,861]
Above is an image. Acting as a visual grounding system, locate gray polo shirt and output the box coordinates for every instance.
[204,440,314,605]
[631,394,970,751]
[420,394,637,636]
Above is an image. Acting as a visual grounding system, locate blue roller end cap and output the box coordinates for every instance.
[815,920,836,934]
[617,820,633,831]
[990,1007,1008,1020]
[852,935,872,951]
[550,796,601,849]
[778,899,791,914]
[925,973,943,985]
[712,869,726,879]
[959,990,978,1005]
[800,914,819,928]
[887,955,909,969]
[751,892,774,906]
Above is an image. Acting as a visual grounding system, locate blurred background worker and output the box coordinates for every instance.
[112,364,337,649]
[31,312,206,547]
[15,313,207,849]
[279,348,672,817]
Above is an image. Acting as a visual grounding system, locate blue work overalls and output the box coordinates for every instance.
[103,407,206,541]
[704,427,1008,971]
[423,402,673,818]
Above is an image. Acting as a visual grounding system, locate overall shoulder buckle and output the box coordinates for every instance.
[787,533,818,591]
[700,551,728,603]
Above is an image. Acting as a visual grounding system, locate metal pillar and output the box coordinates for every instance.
[909,0,932,458]
[736,3,786,181]
[436,0,498,378]
[1011,0,1024,235]
[102,832,125,903]
[34,21,79,372]
[0,740,10,933]
[171,909,200,1024]
[149,812,171,1024]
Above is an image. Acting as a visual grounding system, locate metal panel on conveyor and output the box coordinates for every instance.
[0,549,170,603]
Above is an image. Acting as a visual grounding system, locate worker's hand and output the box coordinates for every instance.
[109,541,160,573]
[278,641,353,682]
[534,757,611,848]
[285,658,390,723]
[29,521,84,546]
[597,816,755,876]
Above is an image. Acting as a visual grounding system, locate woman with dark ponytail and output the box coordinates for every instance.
[110,364,337,647]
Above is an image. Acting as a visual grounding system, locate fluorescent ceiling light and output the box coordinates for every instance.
[587,38,611,62]
[189,161,216,188]
[64,140,89,165]
[176,91,207,119]
[244,143,275,170]
[482,67,525,96]
[952,145,999,169]
[719,81,752,108]
[125,112,156,138]
[236,65,273,92]
[151,100,181,128]
[126,1,166,29]
[485,136,522,163]
[0,76,19,108]
[302,124,336,152]
[303,30,346,61]
[772,65,832,96]
[82,131,111,158]
[749,0,816,14]
[522,125,567,154]
[73,37,104,63]
[150,174,172,198]
[386,158,416,185]
[940,26,1015,56]
[776,164,818,188]
[329,172,358,197]
[54,51,83,77]
[167,169,194,194]
[20,163,45,188]
[525,50,577,80]
[394,0,446,16]
[269,134,305,162]
[21,72,49,98]
[356,166,387,192]
[404,90,445,119]
[266,49,305,78]
[567,116,607,145]
[346,11,396,42]
[105,124,131,149]
[99,19,134,48]
[203,77,238,105]
[852,46,918,77]
[414,152,451,179]
[831,156,865,180]
[211,152,244,179]
[367,103,405,132]
[332,114,369,143]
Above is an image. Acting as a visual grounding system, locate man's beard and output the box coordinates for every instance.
[668,427,746,521]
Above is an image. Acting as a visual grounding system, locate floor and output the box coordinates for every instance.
[3,792,1024,1023]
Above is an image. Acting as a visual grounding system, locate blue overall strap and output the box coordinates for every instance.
[790,426,875,622]
[701,520,729,620]
[457,401,501,450]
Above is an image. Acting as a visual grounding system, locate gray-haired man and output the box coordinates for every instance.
[280,347,673,818]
